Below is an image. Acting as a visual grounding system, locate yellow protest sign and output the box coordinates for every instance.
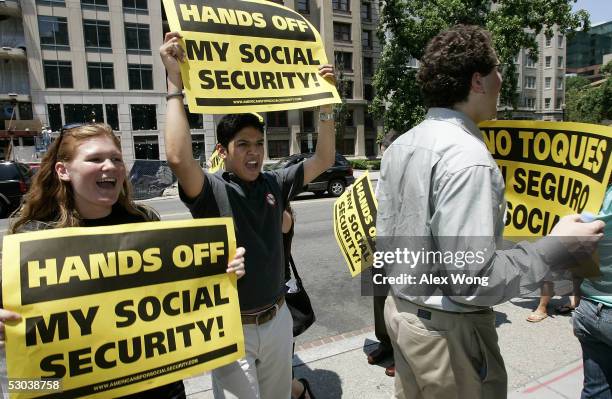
[333,172,377,277]
[480,121,612,237]
[162,0,341,114]
[208,148,225,173]
[2,218,243,398]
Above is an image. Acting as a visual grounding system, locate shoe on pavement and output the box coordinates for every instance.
[526,311,548,322]
[367,347,392,364]
[385,364,395,377]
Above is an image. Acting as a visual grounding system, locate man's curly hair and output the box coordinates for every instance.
[417,25,498,108]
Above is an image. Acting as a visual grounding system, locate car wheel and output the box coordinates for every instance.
[328,179,346,197]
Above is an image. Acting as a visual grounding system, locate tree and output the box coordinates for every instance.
[565,61,612,124]
[372,0,590,133]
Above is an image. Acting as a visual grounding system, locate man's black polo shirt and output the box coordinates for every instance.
[179,163,304,311]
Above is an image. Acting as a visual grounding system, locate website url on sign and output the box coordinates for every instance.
[233,97,304,105]
[92,359,198,392]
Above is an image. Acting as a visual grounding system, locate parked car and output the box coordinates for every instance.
[129,160,177,200]
[0,161,33,218]
[265,152,355,197]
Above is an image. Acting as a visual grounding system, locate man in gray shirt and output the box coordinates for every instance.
[376,25,605,399]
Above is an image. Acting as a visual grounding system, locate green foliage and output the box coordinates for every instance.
[373,0,590,131]
[349,159,382,170]
[565,62,612,124]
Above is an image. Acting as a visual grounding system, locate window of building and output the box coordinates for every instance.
[525,55,536,68]
[362,30,372,49]
[300,138,317,153]
[125,23,151,53]
[302,110,314,132]
[363,57,373,77]
[38,16,69,48]
[545,77,551,89]
[557,35,563,48]
[332,0,349,12]
[192,134,205,160]
[544,98,551,109]
[87,62,115,89]
[364,83,374,100]
[43,60,73,88]
[334,51,353,71]
[105,104,119,130]
[185,105,203,129]
[123,0,147,12]
[47,104,62,131]
[557,77,564,89]
[268,140,289,158]
[365,138,375,156]
[81,0,108,10]
[545,36,551,47]
[83,20,111,49]
[296,0,309,14]
[545,56,551,68]
[341,138,354,155]
[128,64,153,90]
[63,104,103,124]
[333,22,351,41]
[524,97,535,109]
[339,80,353,98]
[267,111,288,127]
[36,0,66,6]
[18,103,33,120]
[557,56,563,68]
[556,97,563,109]
[345,110,354,126]
[525,76,536,89]
[130,104,157,130]
[133,135,159,159]
[361,2,371,20]
[515,73,521,89]
[364,113,374,128]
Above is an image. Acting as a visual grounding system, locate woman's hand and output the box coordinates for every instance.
[160,32,186,84]
[226,247,246,279]
[0,308,21,341]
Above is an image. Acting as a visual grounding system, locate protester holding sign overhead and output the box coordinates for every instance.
[0,123,246,398]
[160,29,336,398]
[376,25,605,398]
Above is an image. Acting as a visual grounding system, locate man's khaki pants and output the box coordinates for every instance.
[384,295,507,399]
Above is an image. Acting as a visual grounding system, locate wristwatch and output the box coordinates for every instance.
[319,112,334,121]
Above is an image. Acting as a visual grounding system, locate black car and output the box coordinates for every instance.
[265,153,355,197]
[0,161,33,217]
[129,160,177,200]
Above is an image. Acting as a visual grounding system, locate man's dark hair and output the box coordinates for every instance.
[216,114,265,148]
[417,24,498,108]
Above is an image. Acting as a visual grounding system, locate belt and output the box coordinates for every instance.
[241,296,284,325]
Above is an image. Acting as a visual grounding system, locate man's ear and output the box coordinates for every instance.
[55,162,71,181]
[471,72,486,95]
[216,143,228,159]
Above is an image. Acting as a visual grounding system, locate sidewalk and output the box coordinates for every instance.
[183,313,585,398]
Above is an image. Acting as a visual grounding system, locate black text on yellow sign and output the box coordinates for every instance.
[480,121,612,236]
[2,218,243,399]
[162,0,340,113]
[333,173,378,277]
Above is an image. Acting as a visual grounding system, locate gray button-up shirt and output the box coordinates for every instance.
[376,108,566,312]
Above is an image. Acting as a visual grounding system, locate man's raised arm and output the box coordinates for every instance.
[160,32,205,199]
[303,64,336,184]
